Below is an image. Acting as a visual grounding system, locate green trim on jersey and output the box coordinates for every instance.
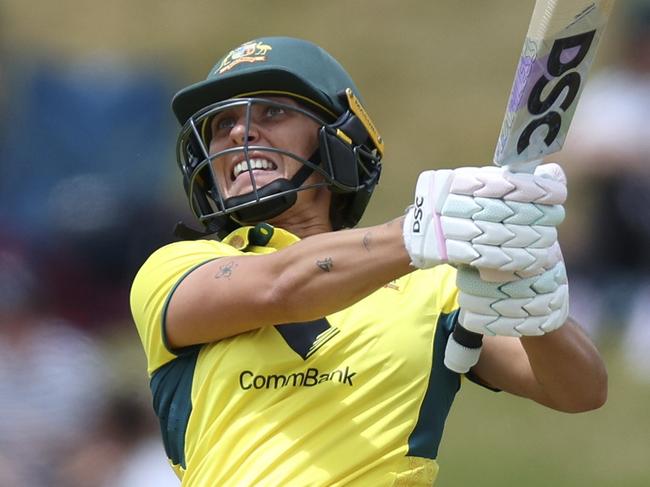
[161,258,219,355]
[407,310,461,459]
[150,349,199,469]
[275,318,336,360]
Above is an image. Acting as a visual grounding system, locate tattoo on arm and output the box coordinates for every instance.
[316,257,333,272]
[215,261,238,279]
[362,232,372,252]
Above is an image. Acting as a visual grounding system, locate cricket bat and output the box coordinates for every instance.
[444,0,616,374]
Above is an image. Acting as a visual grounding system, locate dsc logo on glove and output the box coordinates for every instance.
[412,196,424,233]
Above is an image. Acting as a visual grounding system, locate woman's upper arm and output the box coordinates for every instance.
[165,253,284,348]
[130,239,243,368]
[469,335,544,401]
[164,221,414,350]
[468,324,607,412]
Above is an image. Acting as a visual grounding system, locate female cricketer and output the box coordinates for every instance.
[130,37,607,486]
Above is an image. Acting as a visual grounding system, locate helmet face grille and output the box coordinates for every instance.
[176,98,382,236]
[177,98,328,228]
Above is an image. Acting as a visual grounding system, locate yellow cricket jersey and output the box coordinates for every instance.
[130,224,462,487]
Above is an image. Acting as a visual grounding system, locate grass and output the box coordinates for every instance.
[437,346,650,486]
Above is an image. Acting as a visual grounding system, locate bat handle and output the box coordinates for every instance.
[503,158,542,174]
[444,159,543,373]
[444,322,483,373]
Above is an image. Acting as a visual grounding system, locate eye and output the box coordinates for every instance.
[209,111,239,139]
[265,105,286,118]
[214,116,236,132]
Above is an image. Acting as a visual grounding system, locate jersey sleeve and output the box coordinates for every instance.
[130,239,240,375]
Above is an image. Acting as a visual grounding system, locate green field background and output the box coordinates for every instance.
[439,346,650,486]
[4,1,649,485]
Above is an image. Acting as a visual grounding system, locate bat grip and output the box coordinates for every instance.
[444,322,484,373]
[443,159,542,373]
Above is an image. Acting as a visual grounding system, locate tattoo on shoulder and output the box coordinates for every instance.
[215,260,238,279]
[316,257,333,272]
[362,231,372,252]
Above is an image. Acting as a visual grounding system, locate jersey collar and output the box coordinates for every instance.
[222,223,300,251]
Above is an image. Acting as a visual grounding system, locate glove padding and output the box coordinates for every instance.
[403,163,567,273]
[456,260,569,337]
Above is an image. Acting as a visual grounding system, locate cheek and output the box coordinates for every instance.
[304,132,320,157]
[209,151,232,183]
[209,138,224,155]
[290,125,320,159]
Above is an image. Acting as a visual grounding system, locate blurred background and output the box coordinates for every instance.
[0,1,648,486]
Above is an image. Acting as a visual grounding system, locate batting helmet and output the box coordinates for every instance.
[173,36,384,238]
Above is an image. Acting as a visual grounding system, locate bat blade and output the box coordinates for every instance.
[494,0,615,170]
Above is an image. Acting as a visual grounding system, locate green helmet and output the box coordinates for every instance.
[173,36,384,238]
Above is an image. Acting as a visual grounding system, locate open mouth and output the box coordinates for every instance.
[231,158,279,181]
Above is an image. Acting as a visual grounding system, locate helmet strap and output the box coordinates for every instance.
[223,149,321,225]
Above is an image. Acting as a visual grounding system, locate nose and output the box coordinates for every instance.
[229,116,259,145]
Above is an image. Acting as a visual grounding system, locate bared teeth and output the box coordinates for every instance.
[232,159,278,180]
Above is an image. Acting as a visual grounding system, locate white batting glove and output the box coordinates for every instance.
[456,258,570,337]
[403,163,567,273]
